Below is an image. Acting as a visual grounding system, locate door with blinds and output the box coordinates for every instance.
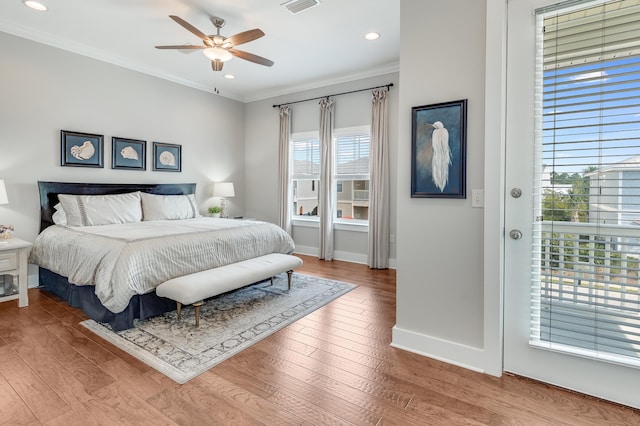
[504,0,640,408]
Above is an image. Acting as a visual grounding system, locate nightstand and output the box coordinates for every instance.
[0,238,32,307]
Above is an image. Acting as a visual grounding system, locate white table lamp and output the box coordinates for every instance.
[213,182,235,218]
[0,180,8,205]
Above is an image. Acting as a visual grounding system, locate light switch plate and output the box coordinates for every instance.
[472,189,484,208]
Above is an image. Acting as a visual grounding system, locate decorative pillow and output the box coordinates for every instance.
[140,192,199,221]
[52,203,67,225]
[58,192,143,226]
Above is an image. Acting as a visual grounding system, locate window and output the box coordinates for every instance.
[290,126,370,223]
[335,127,370,222]
[291,133,320,217]
[532,0,640,366]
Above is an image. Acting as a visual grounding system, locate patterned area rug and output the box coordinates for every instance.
[81,273,355,384]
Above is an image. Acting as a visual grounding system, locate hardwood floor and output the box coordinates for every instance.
[0,254,638,425]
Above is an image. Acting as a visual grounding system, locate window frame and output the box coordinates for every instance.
[289,125,371,229]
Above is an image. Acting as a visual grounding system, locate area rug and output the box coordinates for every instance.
[80,273,355,384]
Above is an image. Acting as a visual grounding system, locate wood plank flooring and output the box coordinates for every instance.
[0,255,638,425]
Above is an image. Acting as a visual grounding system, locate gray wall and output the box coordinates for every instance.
[393,0,489,369]
[244,73,399,264]
[2,1,498,375]
[0,32,246,283]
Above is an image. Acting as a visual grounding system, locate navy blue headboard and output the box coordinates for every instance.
[37,181,196,232]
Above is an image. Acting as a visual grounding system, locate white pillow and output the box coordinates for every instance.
[140,192,199,221]
[52,203,67,225]
[58,192,143,226]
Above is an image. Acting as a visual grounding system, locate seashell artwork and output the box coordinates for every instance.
[70,140,95,160]
[120,145,139,161]
[159,150,176,166]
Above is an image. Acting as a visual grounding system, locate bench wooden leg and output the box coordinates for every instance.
[176,302,182,320]
[287,270,293,290]
[193,301,204,327]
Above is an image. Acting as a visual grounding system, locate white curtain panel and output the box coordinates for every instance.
[278,105,292,235]
[319,98,334,260]
[368,89,390,269]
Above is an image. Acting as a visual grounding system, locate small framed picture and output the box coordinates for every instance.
[152,142,181,172]
[112,137,146,171]
[411,99,467,198]
[61,130,104,168]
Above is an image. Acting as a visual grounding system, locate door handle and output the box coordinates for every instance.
[510,229,523,240]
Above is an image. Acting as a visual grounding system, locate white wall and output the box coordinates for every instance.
[244,73,399,264]
[393,0,491,371]
[0,32,246,283]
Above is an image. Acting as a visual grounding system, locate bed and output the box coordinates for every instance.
[30,181,295,330]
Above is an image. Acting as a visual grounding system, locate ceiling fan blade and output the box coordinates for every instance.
[155,45,205,50]
[169,15,211,44]
[229,49,274,67]
[226,29,265,47]
[211,60,224,72]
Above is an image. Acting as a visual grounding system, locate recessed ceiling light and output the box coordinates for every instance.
[224,74,235,79]
[365,32,380,41]
[22,0,47,11]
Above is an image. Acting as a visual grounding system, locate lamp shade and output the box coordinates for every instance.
[203,47,233,62]
[0,180,8,205]
[213,182,235,198]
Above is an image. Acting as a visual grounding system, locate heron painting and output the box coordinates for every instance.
[411,99,467,198]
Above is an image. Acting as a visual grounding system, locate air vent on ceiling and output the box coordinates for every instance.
[281,0,321,14]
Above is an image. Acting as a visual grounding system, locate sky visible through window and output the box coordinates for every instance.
[543,55,640,175]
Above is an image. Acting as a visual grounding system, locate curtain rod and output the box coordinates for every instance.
[272,83,394,108]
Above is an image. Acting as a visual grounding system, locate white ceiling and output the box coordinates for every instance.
[0,0,400,102]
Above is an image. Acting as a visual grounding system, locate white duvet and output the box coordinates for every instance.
[29,218,295,313]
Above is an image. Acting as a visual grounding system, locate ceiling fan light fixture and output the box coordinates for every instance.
[22,0,47,11]
[203,47,233,62]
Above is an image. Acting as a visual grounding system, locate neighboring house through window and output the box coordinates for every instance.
[291,132,320,217]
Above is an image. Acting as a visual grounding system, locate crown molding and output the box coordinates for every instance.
[242,62,400,103]
[0,22,246,101]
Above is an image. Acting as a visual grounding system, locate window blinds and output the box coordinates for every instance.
[335,132,370,180]
[291,137,320,180]
[532,0,640,366]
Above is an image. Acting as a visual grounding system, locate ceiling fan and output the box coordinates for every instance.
[155,15,274,72]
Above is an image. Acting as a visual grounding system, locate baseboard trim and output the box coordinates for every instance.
[391,325,485,374]
[293,246,396,268]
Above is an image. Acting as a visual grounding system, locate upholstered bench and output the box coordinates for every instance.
[156,253,303,326]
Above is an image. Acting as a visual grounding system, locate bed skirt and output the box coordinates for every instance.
[38,268,175,331]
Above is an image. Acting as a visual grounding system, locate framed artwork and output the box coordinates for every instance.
[60,130,104,168]
[411,99,467,198]
[152,142,181,172]
[112,137,146,170]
